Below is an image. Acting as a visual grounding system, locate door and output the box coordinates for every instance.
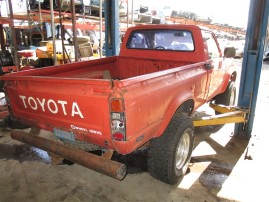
[202,30,225,100]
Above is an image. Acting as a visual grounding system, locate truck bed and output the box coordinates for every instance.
[10,56,192,81]
[1,55,205,154]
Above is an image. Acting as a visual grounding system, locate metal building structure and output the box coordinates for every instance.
[0,0,106,66]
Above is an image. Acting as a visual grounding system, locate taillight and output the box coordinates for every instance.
[110,99,124,112]
[112,132,125,141]
[110,98,126,141]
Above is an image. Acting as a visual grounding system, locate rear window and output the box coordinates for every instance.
[126,29,194,51]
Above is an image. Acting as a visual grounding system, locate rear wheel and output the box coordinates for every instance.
[147,114,194,185]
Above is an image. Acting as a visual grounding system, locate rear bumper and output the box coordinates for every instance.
[11,130,127,180]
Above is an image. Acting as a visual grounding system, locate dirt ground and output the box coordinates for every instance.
[0,62,268,202]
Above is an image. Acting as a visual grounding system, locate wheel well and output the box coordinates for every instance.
[174,99,194,117]
[153,97,195,138]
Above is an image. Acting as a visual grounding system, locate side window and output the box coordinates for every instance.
[202,31,220,59]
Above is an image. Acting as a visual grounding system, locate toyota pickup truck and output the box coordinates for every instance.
[1,24,237,185]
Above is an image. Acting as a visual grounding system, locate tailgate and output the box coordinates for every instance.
[3,76,113,146]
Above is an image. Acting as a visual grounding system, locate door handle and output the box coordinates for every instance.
[205,63,214,70]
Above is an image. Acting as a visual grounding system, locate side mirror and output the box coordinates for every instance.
[224,47,236,58]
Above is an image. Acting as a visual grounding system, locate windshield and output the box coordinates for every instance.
[126,29,194,51]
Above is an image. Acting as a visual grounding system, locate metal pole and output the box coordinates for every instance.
[131,0,134,26]
[99,0,102,58]
[57,0,66,63]
[26,0,33,46]
[235,0,269,137]
[7,0,19,71]
[38,0,44,41]
[0,24,5,51]
[104,0,119,56]
[126,0,129,28]
[0,5,5,51]
[49,0,57,65]
[71,0,79,62]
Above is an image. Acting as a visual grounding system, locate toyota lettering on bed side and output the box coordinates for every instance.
[19,95,84,118]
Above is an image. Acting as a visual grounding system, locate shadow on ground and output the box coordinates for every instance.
[0,109,250,201]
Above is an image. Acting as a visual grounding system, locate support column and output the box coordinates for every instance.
[71,0,79,62]
[235,0,269,137]
[105,0,119,56]
[0,24,5,51]
[7,0,19,70]
[49,0,57,65]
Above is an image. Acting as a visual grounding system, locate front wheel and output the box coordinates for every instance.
[205,81,236,133]
[147,114,194,185]
[214,81,236,107]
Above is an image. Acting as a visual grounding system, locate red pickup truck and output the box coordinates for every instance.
[1,24,236,184]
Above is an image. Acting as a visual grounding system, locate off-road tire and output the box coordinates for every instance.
[214,81,236,107]
[147,114,194,185]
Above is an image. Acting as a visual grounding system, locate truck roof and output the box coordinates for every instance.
[126,24,202,31]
